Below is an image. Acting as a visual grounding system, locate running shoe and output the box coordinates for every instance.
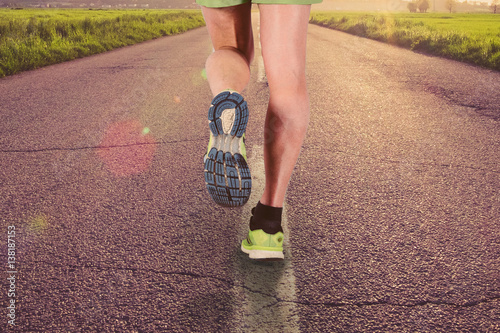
[241,229,284,260]
[203,90,251,207]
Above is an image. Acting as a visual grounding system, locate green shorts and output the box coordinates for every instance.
[196,0,322,8]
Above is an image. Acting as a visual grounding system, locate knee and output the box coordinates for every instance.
[267,92,310,128]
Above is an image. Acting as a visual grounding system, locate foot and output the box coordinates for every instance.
[203,90,251,207]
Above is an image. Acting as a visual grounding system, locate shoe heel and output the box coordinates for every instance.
[208,91,248,138]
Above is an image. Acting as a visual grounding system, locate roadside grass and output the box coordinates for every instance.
[0,9,205,77]
[310,12,500,71]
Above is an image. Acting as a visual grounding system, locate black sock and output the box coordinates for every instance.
[249,201,283,234]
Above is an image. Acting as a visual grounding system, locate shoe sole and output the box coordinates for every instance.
[204,91,251,207]
[241,244,284,261]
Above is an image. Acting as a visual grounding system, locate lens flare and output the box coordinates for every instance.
[97,119,157,177]
[191,68,208,86]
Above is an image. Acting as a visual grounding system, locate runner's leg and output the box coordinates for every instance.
[258,4,311,207]
[201,3,254,95]
[202,3,254,207]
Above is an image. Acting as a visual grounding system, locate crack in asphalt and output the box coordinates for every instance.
[0,138,206,153]
[35,260,500,309]
[1,140,498,175]
[309,297,500,309]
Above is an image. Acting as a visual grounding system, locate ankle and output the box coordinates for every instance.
[250,201,283,234]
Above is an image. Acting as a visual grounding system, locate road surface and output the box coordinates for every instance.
[1,13,499,332]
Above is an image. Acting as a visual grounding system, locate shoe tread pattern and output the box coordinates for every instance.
[204,91,251,207]
[208,91,248,138]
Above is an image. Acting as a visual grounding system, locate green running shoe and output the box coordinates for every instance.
[241,229,284,260]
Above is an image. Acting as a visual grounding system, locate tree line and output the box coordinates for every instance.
[407,0,430,12]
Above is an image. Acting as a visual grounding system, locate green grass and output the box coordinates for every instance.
[310,12,500,71]
[0,9,205,77]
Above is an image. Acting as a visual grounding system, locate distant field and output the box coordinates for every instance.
[310,12,500,71]
[0,9,205,77]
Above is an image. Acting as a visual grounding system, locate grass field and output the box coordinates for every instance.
[2,10,499,77]
[310,12,500,71]
[0,9,205,77]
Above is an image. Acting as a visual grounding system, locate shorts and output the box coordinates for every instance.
[196,0,322,8]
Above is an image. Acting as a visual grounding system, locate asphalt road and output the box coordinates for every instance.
[1,13,499,332]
